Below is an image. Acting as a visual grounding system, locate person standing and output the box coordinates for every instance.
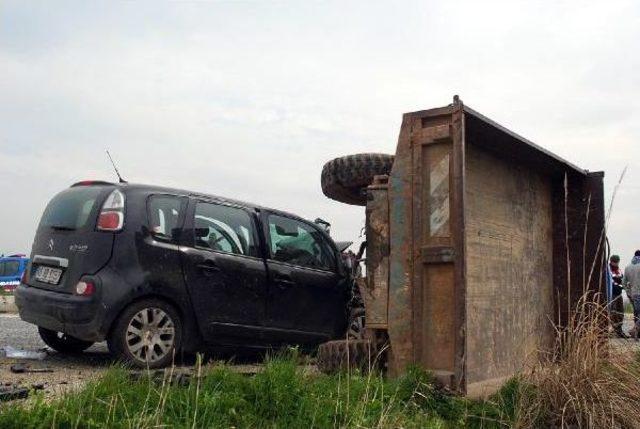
[624,251,640,340]
[609,255,627,338]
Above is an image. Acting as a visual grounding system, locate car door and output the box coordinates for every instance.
[181,200,268,342]
[263,212,349,342]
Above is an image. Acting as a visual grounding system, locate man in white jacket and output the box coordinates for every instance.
[624,250,640,340]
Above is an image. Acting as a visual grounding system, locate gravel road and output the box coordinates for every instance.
[0,315,264,401]
[0,314,112,400]
[0,314,109,354]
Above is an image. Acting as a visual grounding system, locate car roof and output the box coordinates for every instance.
[0,256,28,261]
[80,182,311,223]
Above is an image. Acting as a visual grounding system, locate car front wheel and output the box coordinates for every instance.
[108,299,182,368]
[38,327,94,354]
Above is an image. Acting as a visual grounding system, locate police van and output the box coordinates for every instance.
[0,254,29,292]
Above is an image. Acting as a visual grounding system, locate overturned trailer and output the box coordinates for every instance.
[321,97,606,397]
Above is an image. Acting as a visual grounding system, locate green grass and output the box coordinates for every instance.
[0,353,523,429]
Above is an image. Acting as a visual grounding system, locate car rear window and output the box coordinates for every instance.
[39,187,107,230]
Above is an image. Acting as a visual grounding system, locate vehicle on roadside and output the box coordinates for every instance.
[15,181,362,367]
[0,254,29,293]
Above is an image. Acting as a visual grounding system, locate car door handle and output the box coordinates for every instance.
[274,275,296,289]
[196,261,220,274]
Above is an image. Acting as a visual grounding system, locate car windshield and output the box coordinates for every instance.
[39,187,106,230]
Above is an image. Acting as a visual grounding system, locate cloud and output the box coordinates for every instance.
[1,0,639,260]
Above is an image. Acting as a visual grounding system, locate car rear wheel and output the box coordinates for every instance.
[108,299,182,368]
[38,327,94,354]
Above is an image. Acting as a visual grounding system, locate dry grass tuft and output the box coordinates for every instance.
[516,294,640,429]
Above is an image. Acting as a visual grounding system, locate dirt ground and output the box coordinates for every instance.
[0,314,112,400]
[609,314,640,359]
[0,314,275,402]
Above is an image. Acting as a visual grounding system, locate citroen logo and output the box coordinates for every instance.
[48,239,54,251]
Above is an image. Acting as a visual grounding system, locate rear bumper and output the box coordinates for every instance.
[14,284,106,342]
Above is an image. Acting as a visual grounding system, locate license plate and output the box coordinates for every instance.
[34,266,63,285]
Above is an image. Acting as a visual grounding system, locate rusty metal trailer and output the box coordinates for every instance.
[322,97,606,397]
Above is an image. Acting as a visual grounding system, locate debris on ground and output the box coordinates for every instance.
[10,363,53,374]
[129,368,193,386]
[0,346,47,360]
[0,386,29,402]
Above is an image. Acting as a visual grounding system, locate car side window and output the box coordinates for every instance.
[148,195,184,241]
[268,214,336,271]
[194,203,258,257]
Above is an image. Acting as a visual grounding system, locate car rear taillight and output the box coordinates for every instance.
[97,211,123,230]
[97,189,125,232]
[75,281,95,296]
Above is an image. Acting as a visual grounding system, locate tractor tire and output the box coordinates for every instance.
[317,339,377,374]
[346,307,366,340]
[321,153,394,206]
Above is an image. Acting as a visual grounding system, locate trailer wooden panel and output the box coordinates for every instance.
[464,144,554,395]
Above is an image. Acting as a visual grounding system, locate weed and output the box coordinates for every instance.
[0,355,515,429]
[516,295,640,428]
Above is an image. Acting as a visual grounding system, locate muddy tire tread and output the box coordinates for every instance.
[321,153,394,206]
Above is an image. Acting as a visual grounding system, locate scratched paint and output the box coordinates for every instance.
[386,114,417,375]
[430,154,450,237]
[363,181,390,328]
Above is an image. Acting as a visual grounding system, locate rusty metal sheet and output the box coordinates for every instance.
[463,106,587,177]
[451,101,467,392]
[464,144,554,389]
[387,113,417,375]
[415,119,456,375]
[363,180,390,329]
[552,171,607,328]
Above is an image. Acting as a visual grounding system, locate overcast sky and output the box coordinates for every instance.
[1,0,638,263]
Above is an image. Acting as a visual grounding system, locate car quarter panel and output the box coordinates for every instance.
[99,189,202,350]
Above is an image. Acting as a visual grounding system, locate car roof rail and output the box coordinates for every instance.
[71,180,116,187]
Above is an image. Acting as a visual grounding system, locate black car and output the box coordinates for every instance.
[15,181,355,367]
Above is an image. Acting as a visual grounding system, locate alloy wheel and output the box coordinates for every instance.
[125,307,176,364]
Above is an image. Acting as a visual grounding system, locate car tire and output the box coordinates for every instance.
[317,339,377,374]
[321,153,394,206]
[346,307,366,340]
[108,299,182,369]
[38,327,94,354]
